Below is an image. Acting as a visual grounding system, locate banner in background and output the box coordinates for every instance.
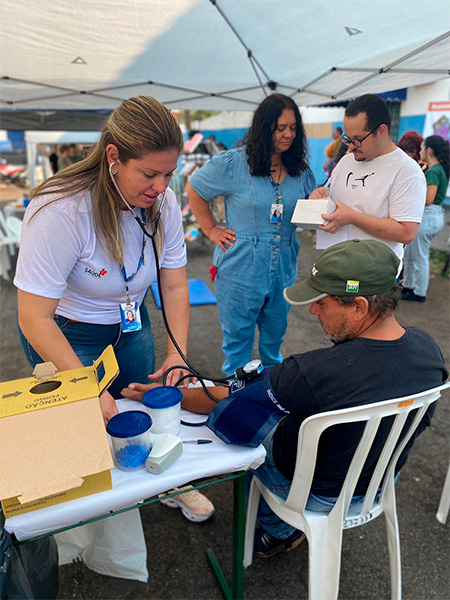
[423,101,450,142]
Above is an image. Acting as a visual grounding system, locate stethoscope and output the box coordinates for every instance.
[108,161,167,239]
[108,160,231,408]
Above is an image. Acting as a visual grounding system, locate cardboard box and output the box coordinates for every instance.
[0,345,118,518]
[291,197,336,229]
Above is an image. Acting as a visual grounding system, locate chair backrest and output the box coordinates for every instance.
[285,382,450,519]
[5,216,23,243]
[0,210,10,237]
[0,210,18,245]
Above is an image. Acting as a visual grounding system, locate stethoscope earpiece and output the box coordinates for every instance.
[108,160,166,239]
[109,161,118,176]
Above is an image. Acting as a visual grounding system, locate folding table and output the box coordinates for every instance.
[5,399,266,599]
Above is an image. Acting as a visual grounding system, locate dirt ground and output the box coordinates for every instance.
[1,226,449,600]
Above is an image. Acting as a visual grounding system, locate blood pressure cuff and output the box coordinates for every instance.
[206,368,288,447]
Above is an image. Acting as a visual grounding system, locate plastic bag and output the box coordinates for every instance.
[1,517,58,600]
[55,508,148,582]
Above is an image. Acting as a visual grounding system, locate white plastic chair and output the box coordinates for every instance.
[0,210,18,253]
[0,211,19,279]
[0,244,11,279]
[5,215,23,244]
[244,382,450,600]
[436,462,450,524]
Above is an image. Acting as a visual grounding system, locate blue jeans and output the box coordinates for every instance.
[250,428,381,540]
[18,303,155,398]
[403,205,445,297]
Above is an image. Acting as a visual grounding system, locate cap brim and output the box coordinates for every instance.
[283,283,328,306]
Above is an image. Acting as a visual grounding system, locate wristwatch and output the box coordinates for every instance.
[235,359,263,380]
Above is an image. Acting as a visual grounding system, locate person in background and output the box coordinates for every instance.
[68,143,83,164]
[397,130,428,175]
[186,93,316,376]
[323,127,343,179]
[402,135,450,302]
[323,140,349,183]
[57,144,71,170]
[123,240,447,557]
[310,94,426,260]
[49,145,59,174]
[397,130,423,164]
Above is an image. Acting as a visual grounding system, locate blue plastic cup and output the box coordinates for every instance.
[142,386,183,435]
[106,410,153,472]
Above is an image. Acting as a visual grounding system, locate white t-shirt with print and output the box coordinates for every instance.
[316,148,426,258]
[14,188,186,324]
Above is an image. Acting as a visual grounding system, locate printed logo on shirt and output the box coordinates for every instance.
[84,267,108,278]
[266,387,289,413]
[346,172,375,189]
[230,380,245,393]
[346,280,359,293]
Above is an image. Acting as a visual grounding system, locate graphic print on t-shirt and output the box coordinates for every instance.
[346,172,375,189]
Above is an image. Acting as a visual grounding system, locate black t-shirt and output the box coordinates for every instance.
[270,327,448,496]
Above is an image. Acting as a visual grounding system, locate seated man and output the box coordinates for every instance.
[122,240,448,558]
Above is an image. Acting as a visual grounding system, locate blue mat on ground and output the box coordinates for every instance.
[151,278,217,309]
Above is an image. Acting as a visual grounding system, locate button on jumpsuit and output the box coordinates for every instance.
[189,148,316,375]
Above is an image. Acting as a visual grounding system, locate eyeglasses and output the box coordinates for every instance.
[342,124,381,148]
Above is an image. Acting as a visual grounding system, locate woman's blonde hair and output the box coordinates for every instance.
[31,96,183,263]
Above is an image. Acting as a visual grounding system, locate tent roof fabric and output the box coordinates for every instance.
[1,0,449,129]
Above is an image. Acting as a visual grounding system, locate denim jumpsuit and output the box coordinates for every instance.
[190,148,316,375]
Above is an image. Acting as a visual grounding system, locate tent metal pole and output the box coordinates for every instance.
[334,31,450,98]
[334,72,381,99]
[334,67,448,74]
[209,0,271,95]
[91,81,208,96]
[164,94,259,108]
[290,68,336,99]
[2,75,78,94]
[382,30,450,71]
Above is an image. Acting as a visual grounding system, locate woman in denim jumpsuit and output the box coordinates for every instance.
[187,94,316,375]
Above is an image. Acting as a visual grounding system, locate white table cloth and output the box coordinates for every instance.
[5,400,266,542]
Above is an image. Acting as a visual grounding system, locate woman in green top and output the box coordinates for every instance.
[402,135,449,302]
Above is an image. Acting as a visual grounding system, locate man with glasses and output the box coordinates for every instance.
[310,94,426,259]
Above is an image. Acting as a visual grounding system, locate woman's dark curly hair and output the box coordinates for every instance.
[425,135,450,178]
[243,93,309,177]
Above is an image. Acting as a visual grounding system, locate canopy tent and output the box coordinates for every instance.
[1,0,449,130]
[25,131,100,186]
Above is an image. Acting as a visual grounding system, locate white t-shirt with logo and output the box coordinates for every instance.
[316,148,426,258]
[14,188,187,324]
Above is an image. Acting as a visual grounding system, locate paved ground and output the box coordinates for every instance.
[1,227,449,600]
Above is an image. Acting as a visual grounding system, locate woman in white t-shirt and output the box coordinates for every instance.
[15,96,191,423]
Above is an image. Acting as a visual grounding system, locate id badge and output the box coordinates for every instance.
[270,203,283,223]
[120,301,142,333]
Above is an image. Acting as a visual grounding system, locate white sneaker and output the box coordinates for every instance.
[158,485,215,522]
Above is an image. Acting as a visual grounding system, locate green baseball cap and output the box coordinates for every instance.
[284,239,400,306]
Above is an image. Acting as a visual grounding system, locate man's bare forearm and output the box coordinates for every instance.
[181,386,229,414]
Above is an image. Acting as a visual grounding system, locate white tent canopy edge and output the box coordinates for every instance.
[1,0,449,130]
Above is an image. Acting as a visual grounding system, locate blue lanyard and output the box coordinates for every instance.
[267,174,282,203]
[121,208,147,304]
